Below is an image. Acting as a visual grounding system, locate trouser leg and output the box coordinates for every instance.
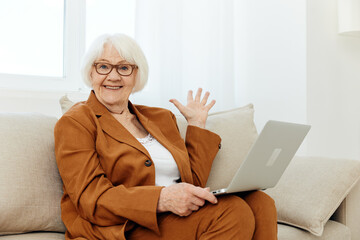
[240,191,278,240]
[126,195,255,240]
[199,195,255,240]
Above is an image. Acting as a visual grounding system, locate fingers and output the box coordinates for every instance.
[169,98,186,114]
[158,183,218,217]
[187,90,193,103]
[170,88,216,128]
[201,91,210,105]
[191,196,206,208]
[195,88,202,102]
[190,186,218,204]
[182,185,217,215]
[188,203,200,212]
[205,99,216,111]
[196,88,215,109]
[178,88,215,106]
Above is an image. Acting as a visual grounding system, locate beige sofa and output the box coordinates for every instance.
[0,106,360,239]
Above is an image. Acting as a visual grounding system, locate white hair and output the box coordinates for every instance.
[81,33,149,93]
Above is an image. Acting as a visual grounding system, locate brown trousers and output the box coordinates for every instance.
[126,191,277,240]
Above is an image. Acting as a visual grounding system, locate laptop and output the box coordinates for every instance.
[211,120,311,196]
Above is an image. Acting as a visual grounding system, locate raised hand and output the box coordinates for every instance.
[157,183,218,216]
[169,88,216,128]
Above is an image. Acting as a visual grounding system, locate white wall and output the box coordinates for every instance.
[307,0,360,160]
[237,0,307,132]
[233,0,308,155]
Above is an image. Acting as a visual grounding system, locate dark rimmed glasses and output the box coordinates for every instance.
[93,62,138,76]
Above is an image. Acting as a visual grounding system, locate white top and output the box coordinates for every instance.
[137,133,180,187]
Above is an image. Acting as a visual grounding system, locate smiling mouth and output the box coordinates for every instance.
[104,85,123,90]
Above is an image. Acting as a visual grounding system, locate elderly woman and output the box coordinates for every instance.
[54,33,277,240]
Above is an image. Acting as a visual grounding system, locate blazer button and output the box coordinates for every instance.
[144,159,152,167]
[218,143,222,149]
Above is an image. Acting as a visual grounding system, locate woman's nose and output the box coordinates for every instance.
[107,67,122,80]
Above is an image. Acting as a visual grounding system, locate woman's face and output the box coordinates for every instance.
[90,43,137,109]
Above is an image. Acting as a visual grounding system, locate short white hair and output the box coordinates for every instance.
[81,33,149,93]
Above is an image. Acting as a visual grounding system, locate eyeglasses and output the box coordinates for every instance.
[93,62,138,76]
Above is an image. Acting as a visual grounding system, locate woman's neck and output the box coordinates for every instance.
[108,107,127,115]
[104,101,130,116]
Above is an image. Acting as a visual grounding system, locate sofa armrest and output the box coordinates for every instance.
[332,180,360,239]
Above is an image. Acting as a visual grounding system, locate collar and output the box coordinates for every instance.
[86,90,150,158]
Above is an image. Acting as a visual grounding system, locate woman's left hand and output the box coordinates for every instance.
[170,88,216,128]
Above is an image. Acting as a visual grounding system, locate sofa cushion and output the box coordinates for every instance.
[0,113,66,235]
[0,232,65,240]
[175,104,258,190]
[59,95,74,115]
[265,156,360,236]
[278,220,351,240]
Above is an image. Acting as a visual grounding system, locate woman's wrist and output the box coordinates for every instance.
[187,120,205,129]
[157,187,167,213]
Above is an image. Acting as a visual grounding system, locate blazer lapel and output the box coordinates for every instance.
[129,102,171,152]
[86,91,151,159]
[131,104,192,182]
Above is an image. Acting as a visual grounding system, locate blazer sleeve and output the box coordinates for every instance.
[170,114,221,188]
[54,115,162,234]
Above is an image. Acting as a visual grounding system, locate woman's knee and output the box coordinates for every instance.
[217,195,255,232]
[243,191,277,218]
[249,191,275,207]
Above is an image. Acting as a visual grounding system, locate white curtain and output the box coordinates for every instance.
[130,0,307,139]
[130,0,246,113]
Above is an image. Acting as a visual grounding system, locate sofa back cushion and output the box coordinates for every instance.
[175,104,258,190]
[0,113,65,235]
[265,156,360,236]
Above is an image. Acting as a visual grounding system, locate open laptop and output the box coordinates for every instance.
[211,120,311,195]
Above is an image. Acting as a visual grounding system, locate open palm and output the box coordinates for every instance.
[170,88,216,128]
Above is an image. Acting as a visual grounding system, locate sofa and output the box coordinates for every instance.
[0,101,360,239]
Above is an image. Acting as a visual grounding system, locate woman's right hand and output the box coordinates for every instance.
[157,183,218,217]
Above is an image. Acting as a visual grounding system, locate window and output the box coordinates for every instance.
[0,0,137,91]
[0,0,64,77]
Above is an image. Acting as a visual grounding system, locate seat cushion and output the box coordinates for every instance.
[0,232,65,240]
[278,220,351,240]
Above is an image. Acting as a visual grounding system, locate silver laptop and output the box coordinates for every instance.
[211,120,311,196]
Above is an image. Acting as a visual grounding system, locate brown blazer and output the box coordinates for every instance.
[54,91,221,240]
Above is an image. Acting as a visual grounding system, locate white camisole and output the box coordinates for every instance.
[136,133,180,187]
